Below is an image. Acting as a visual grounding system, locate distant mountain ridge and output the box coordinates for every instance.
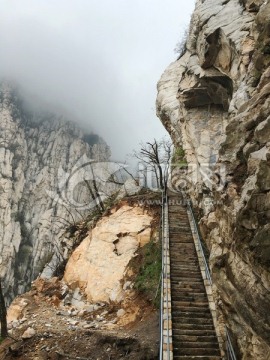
[0,81,110,303]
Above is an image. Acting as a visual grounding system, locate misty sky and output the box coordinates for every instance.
[0,0,195,161]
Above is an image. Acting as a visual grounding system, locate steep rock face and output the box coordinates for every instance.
[157,1,270,358]
[64,204,153,303]
[0,83,110,303]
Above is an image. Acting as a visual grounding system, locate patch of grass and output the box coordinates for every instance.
[103,192,119,211]
[134,239,162,308]
[172,146,187,168]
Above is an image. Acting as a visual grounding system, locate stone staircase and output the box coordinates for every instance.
[168,194,222,360]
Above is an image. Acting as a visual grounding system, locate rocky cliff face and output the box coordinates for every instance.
[157,0,270,358]
[0,82,110,303]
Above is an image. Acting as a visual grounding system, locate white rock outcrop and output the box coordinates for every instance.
[64,204,153,303]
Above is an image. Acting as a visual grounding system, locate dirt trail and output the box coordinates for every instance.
[0,279,159,360]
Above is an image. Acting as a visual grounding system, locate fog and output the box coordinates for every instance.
[0,0,195,160]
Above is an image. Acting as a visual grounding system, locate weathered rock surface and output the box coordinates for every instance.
[156,0,270,358]
[0,82,110,303]
[64,204,153,303]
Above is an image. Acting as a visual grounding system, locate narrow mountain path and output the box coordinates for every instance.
[164,192,221,359]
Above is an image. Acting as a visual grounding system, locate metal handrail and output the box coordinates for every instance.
[159,191,164,360]
[164,193,170,360]
[226,327,237,360]
[159,191,171,360]
[187,199,212,285]
[186,196,237,360]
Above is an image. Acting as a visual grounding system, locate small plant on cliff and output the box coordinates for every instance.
[172,146,187,167]
[133,239,162,307]
[174,28,188,60]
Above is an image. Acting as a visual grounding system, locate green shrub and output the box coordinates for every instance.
[134,239,162,308]
[172,146,187,167]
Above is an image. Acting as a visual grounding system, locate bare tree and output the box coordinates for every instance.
[84,178,105,213]
[132,137,173,190]
[0,279,8,339]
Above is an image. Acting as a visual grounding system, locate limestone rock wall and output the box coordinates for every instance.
[0,83,110,303]
[156,0,270,358]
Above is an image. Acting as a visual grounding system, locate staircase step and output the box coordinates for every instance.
[174,356,222,360]
[170,253,198,256]
[170,263,200,267]
[170,249,197,252]
[172,320,215,328]
[170,269,201,274]
[172,309,211,317]
[171,281,203,285]
[172,297,208,304]
[170,260,199,262]
[169,226,190,230]
[171,257,199,269]
[173,329,217,336]
[170,237,193,242]
[171,262,199,265]
[171,291,207,297]
[170,253,198,258]
[170,273,203,280]
[173,334,218,342]
[170,260,198,266]
[170,236,194,241]
[174,348,221,356]
[170,268,202,273]
[173,323,215,331]
[169,262,200,267]
[170,259,200,264]
[173,335,219,346]
[171,277,203,283]
[172,306,211,313]
[171,276,203,282]
[170,241,193,243]
[171,253,196,256]
[172,291,207,296]
[171,286,206,292]
[173,341,219,349]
